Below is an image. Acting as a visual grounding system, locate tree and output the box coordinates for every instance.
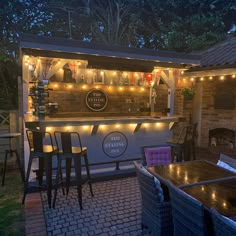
[0,0,53,109]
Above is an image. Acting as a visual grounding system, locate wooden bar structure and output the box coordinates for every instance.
[19,34,200,175]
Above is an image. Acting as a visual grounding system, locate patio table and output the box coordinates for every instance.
[147,160,236,187]
[182,178,236,217]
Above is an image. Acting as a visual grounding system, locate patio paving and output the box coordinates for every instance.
[41,177,150,236]
[24,147,220,236]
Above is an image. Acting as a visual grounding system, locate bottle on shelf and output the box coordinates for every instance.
[28,79,52,119]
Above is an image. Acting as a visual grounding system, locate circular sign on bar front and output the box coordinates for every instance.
[86,89,108,111]
[102,132,128,158]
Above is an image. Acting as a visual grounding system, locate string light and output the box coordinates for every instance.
[185,74,236,82]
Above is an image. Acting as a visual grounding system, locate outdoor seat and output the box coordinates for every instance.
[144,146,172,166]
[53,131,93,209]
[1,133,25,186]
[22,129,58,208]
[167,181,208,236]
[210,208,236,235]
[218,153,236,169]
[166,123,197,162]
[134,161,173,236]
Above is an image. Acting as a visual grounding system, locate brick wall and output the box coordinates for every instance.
[200,79,236,147]
[153,84,168,114]
[49,84,150,115]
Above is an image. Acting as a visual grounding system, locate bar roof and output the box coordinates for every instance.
[19,34,201,72]
[184,36,236,76]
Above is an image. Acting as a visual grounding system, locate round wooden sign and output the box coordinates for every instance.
[86,89,108,111]
[102,131,128,158]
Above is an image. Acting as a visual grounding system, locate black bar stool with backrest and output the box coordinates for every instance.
[189,122,198,160]
[22,129,58,208]
[53,131,93,209]
[166,125,191,162]
[1,133,25,186]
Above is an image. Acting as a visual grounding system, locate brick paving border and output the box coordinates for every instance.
[24,192,47,236]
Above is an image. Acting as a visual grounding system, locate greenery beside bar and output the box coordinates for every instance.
[0,169,25,236]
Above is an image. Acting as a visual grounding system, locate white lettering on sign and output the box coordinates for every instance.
[102,132,128,158]
[86,89,108,111]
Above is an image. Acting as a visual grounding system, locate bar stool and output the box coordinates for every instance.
[53,131,94,209]
[190,123,198,160]
[22,129,58,208]
[166,125,191,162]
[0,133,25,186]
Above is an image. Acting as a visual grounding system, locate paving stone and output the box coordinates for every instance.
[39,177,151,236]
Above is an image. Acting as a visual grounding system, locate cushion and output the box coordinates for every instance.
[217,160,236,173]
[223,215,236,226]
[140,165,164,202]
[219,153,236,169]
[144,146,171,167]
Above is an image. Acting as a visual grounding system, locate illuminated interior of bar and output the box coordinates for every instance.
[20,34,200,174]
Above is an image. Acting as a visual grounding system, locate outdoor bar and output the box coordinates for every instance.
[19,34,200,175]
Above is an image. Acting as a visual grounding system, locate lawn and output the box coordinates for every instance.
[0,168,25,236]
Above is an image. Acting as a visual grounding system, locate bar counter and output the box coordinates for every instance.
[24,114,183,127]
[24,114,185,175]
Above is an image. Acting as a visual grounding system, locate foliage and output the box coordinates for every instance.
[0,59,20,109]
[0,0,235,109]
[0,0,53,109]
[0,170,24,236]
[46,0,235,49]
[181,87,195,100]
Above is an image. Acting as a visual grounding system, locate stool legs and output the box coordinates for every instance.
[53,154,93,209]
[23,155,53,208]
[84,153,94,197]
[22,155,33,204]
[45,156,52,208]
[73,156,83,209]
[2,150,9,186]
[2,149,24,186]
[66,158,72,196]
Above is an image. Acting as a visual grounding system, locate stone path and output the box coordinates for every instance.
[41,177,151,236]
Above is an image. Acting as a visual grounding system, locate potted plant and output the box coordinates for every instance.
[181,87,195,100]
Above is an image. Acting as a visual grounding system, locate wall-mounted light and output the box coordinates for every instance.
[66,126,72,131]
[46,127,52,132]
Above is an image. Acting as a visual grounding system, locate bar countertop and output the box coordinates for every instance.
[24,113,185,127]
